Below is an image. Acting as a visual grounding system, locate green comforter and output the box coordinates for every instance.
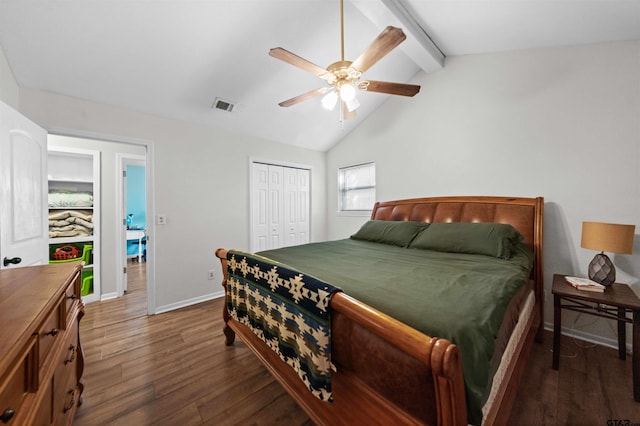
[258,238,534,425]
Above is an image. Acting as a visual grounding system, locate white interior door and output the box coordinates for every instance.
[283,168,310,247]
[296,168,310,245]
[284,167,298,247]
[119,156,129,294]
[267,165,284,249]
[0,101,48,268]
[251,161,311,252]
[117,154,146,296]
[251,163,269,252]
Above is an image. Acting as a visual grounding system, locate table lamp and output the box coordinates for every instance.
[581,221,635,286]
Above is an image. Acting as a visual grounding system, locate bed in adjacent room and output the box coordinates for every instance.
[215,196,544,425]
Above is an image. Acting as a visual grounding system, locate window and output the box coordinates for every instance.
[338,162,376,212]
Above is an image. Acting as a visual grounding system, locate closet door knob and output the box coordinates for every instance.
[3,257,21,267]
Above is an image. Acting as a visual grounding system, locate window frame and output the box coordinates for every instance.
[337,161,376,215]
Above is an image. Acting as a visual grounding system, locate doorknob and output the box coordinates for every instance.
[3,257,22,267]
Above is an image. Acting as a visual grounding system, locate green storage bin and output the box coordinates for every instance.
[81,269,93,296]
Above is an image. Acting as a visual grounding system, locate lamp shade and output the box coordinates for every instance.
[581,221,635,254]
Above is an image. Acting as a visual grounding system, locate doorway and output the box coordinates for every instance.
[117,154,146,302]
[47,131,155,315]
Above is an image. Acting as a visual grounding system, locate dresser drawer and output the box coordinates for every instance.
[37,296,65,372]
[53,321,80,425]
[0,336,37,425]
[53,368,78,426]
[31,377,53,426]
[54,324,79,397]
[63,274,80,323]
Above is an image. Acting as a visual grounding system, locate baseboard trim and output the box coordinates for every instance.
[100,292,119,301]
[543,321,631,353]
[155,291,224,314]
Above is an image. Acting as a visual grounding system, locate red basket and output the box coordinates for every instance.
[52,245,80,261]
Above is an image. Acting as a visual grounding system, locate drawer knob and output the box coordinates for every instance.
[64,345,76,365]
[45,328,58,336]
[63,390,75,413]
[1,408,15,423]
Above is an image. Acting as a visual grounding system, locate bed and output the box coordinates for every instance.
[215,196,544,425]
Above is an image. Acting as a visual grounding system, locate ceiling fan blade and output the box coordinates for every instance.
[341,101,356,120]
[359,80,420,97]
[269,47,332,80]
[278,87,331,107]
[350,26,406,74]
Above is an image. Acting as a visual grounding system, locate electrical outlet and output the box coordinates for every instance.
[157,214,167,225]
[207,269,215,280]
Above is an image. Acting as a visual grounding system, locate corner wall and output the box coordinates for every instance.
[327,40,640,345]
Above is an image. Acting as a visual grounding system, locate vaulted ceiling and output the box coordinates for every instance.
[1,1,639,151]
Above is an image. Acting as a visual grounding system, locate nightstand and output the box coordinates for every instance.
[552,273,640,402]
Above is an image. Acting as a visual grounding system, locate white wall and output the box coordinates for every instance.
[0,44,19,109]
[19,89,327,312]
[327,41,640,346]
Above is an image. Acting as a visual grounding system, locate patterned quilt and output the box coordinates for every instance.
[225,250,342,402]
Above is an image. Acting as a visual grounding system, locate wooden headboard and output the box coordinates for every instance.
[371,196,545,330]
[371,196,541,248]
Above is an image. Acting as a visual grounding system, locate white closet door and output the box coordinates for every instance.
[251,163,270,252]
[267,165,284,249]
[283,167,298,247]
[251,162,310,252]
[296,169,310,245]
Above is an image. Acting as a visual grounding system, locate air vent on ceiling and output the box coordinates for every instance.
[212,97,235,112]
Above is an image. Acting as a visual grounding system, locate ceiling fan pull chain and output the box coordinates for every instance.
[340,0,345,61]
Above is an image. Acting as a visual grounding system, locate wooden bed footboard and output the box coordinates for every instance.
[216,247,467,425]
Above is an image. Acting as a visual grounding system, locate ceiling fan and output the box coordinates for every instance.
[269,0,420,121]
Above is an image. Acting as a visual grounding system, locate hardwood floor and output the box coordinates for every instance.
[75,261,312,426]
[75,263,638,425]
[509,330,637,425]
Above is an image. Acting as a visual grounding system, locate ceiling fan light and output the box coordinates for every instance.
[345,97,360,112]
[321,91,339,110]
[339,83,356,102]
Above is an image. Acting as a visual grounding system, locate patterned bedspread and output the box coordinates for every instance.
[225,250,342,402]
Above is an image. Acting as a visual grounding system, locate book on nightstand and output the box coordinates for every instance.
[564,276,605,292]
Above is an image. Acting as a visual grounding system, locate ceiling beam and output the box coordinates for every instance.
[351,0,445,73]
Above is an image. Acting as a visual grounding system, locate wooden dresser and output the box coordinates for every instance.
[0,262,85,425]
